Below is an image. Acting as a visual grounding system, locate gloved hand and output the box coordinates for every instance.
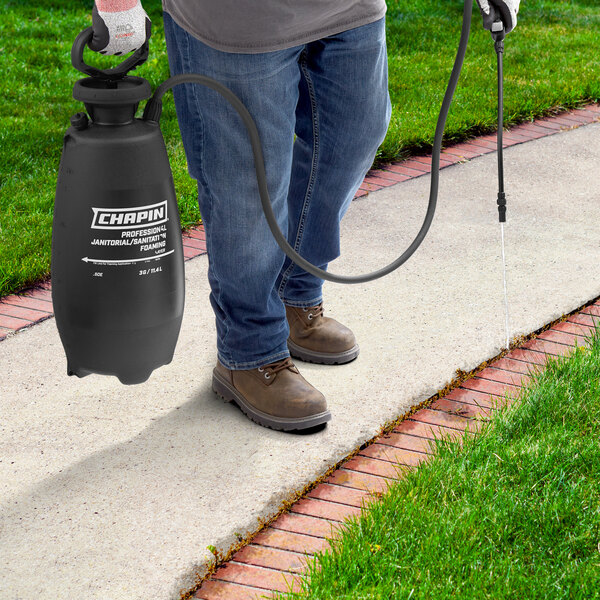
[89,0,151,55]
[475,0,520,34]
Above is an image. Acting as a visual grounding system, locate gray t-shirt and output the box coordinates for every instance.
[162,0,387,53]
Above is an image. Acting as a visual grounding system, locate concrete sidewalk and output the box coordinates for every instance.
[1,120,599,600]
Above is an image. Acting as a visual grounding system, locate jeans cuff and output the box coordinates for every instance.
[281,295,323,309]
[217,349,291,371]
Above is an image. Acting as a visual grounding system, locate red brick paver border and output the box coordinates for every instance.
[1,103,598,341]
[190,296,600,599]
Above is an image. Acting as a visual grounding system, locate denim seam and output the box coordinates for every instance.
[277,49,320,298]
[181,28,233,364]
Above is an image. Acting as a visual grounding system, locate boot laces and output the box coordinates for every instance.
[258,357,296,379]
[302,303,324,321]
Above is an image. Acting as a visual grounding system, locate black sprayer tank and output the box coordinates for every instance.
[52,33,184,385]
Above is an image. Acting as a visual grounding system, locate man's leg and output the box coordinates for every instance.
[277,17,392,361]
[163,12,303,369]
[162,13,330,430]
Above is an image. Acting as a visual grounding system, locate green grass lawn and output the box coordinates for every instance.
[1,0,599,297]
[275,328,600,600]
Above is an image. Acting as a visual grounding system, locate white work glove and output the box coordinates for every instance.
[89,0,151,56]
[475,0,520,34]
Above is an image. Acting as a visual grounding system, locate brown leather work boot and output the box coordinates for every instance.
[212,357,331,431]
[285,303,359,365]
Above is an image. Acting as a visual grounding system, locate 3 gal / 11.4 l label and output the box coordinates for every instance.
[83,200,174,271]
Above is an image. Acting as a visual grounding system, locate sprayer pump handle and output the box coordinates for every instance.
[71,27,149,81]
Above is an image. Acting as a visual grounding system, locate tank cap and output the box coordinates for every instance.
[73,76,152,105]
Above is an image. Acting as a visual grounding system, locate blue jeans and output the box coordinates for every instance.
[163,12,391,369]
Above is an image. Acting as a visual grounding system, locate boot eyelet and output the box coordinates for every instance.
[258,367,264,372]
[307,313,314,320]
[264,373,271,379]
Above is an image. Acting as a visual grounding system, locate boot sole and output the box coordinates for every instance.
[288,339,360,365]
[212,368,331,432]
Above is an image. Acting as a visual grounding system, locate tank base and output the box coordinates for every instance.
[67,364,158,385]
[59,316,182,386]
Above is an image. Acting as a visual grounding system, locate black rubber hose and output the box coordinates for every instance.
[144,0,473,284]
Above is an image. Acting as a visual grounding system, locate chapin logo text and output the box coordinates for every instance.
[91,201,168,230]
